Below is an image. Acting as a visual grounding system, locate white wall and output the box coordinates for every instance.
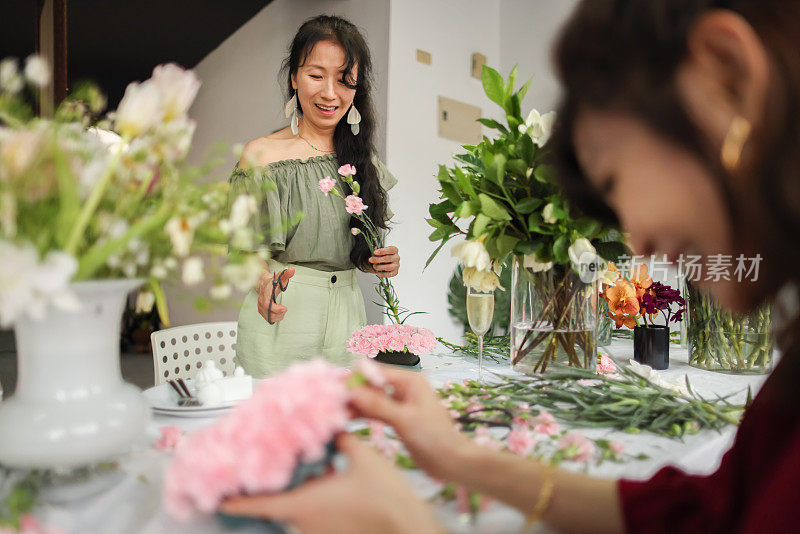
[384,0,502,342]
[499,0,579,114]
[168,0,391,326]
[385,0,585,343]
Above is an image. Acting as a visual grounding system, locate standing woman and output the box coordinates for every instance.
[231,15,400,377]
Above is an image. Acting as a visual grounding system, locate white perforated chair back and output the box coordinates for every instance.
[151,321,238,385]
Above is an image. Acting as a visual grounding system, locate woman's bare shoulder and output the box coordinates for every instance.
[238,128,298,168]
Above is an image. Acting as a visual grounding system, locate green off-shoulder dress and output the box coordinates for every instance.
[229,154,397,377]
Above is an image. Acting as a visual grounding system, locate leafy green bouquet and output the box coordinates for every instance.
[427,65,628,371]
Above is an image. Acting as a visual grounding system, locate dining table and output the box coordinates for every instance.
[18,339,767,534]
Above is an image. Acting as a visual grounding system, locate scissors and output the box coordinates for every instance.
[266,269,291,325]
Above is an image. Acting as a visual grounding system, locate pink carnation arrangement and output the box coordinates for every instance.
[163,359,350,521]
[347,324,437,358]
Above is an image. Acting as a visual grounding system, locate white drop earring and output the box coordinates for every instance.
[347,104,361,135]
[285,90,300,135]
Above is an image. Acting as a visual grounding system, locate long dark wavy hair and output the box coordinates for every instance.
[281,15,389,270]
[550,0,800,378]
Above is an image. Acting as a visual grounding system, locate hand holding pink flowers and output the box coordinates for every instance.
[317,164,413,323]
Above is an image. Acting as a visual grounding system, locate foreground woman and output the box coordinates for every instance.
[223,1,800,532]
[231,15,400,376]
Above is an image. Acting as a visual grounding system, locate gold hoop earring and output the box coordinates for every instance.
[720,115,752,173]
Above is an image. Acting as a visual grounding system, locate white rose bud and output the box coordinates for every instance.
[522,109,556,147]
[568,238,597,266]
[451,239,491,272]
[542,203,557,224]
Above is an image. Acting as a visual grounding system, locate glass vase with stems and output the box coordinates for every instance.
[510,258,598,375]
[686,283,773,374]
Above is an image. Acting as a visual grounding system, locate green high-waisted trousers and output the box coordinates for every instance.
[234,261,367,377]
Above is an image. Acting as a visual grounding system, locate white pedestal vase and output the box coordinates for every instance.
[0,279,150,469]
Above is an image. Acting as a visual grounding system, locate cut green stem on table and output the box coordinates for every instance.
[439,365,746,438]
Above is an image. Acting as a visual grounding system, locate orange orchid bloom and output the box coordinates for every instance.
[607,311,637,329]
[629,263,653,299]
[604,279,640,316]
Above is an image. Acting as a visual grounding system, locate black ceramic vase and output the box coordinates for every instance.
[374,350,421,367]
[633,325,670,370]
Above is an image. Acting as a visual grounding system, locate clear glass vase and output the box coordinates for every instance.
[510,258,598,374]
[597,298,612,347]
[686,283,773,374]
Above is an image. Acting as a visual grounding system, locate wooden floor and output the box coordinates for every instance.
[0,329,155,398]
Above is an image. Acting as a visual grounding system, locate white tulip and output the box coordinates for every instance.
[182,256,205,285]
[229,194,257,229]
[462,266,503,292]
[151,63,201,121]
[542,203,557,224]
[519,109,556,147]
[451,239,491,272]
[0,58,22,94]
[116,80,164,138]
[135,290,156,314]
[523,253,553,272]
[24,55,50,87]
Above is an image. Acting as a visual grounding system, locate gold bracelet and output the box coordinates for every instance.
[525,462,556,525]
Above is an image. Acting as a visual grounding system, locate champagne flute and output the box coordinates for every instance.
[466,286,495,381]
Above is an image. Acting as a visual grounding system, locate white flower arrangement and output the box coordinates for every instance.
[0,56,274,327]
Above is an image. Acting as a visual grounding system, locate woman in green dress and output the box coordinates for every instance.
[230,15,401,377]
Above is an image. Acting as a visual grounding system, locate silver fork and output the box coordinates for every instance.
[167,379,201,407]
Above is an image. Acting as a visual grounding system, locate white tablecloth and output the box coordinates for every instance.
[29,341,767,534]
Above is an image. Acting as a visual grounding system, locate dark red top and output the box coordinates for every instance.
[619,354,800,533]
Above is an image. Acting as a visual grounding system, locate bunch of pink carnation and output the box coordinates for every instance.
[163,359,350,521]
[346,324,437,358]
